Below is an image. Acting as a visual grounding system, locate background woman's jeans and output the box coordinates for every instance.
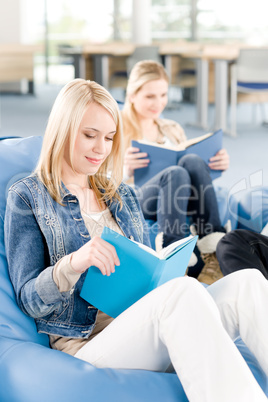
[136,154,224,247]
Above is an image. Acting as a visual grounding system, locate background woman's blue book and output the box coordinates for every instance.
[132,129,223,187]
[80,227,198,318]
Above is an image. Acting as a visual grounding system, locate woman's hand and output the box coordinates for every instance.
[208,148,229,171]
[70,237,120,276]
[124,146,150,178]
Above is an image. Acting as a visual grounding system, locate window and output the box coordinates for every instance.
[21,0,268,85]
[197,0,268,44]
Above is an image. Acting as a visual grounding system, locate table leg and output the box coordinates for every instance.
[196,58,209,129]
[28,80,34,95]
[214,59,228,132]
[94,55,109,88]
[73,54,86,79]
[163,55,182,109]
[188,58,209,130]
[163,55,172,77]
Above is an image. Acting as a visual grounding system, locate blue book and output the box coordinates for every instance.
[80,227,198,318]
[133,129,223,188]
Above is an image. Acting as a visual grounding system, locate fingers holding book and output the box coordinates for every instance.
[124,146,150,177]
[70,236,120,276]
[208,148,229,171]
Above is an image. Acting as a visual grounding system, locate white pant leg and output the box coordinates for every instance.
[208,268,268,377]
[75,276,266,402]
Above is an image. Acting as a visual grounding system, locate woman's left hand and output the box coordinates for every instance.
[208,148,229,171]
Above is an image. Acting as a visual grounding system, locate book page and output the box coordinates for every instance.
[124,232,196,261]
[159,235,195,259]
[181,132,213,149]
[130,238,159,257]
[136,132,213,152]
[135,138,184,151]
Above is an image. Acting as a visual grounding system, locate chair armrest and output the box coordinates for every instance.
[0,338,187,402]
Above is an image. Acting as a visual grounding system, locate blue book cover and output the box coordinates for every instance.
[80,227,198,318]
[133,129,223,188]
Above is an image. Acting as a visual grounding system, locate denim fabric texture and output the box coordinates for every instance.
[137,153,225,247]
[4,174,150,338]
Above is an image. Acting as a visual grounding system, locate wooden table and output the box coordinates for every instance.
[62,41,243,133]
[0,44,40,94]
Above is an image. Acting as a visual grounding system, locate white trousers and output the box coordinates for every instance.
[75,269,268,402]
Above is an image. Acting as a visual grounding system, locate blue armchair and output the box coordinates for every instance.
[0,136,267,401]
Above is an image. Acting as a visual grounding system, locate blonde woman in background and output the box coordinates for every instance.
[122,60,230,284]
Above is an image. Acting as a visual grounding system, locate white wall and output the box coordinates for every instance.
[0,0,27,91]
[0,0,22,43]
[132,0,152,45]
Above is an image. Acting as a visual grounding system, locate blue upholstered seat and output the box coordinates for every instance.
[0,136,267,401]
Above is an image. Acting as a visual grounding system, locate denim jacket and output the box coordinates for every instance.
[4,174,151,338]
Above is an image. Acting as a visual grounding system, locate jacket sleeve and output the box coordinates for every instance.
[4,187,72,319]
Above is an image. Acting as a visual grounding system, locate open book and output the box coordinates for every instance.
[132,129,223,188]
[80,227,198,318]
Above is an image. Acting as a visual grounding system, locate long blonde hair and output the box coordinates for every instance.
[121,60,169,149]
[35,79,123,205]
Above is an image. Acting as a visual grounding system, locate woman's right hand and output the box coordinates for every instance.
[124,146,150,178]
[70,237,120,276]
